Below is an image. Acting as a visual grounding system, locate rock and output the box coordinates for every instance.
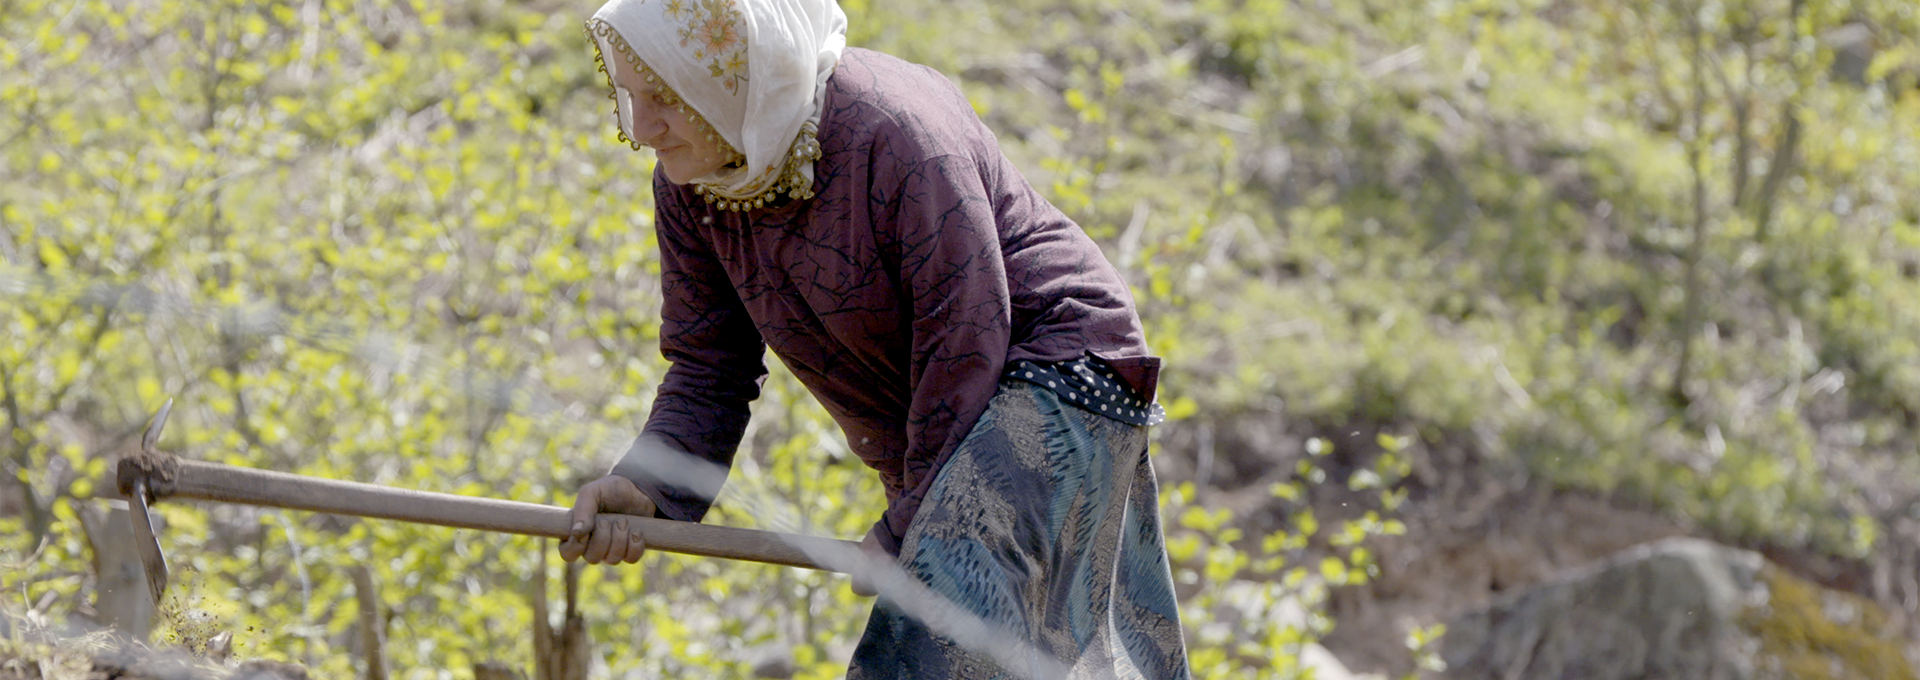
[1741,560,1917,680]
[1439,537,1918,680]
[742,643,796,679]
[88,646,209,680]
[87,645,309,680]
[472,661,524,680]
[226,660,309,680]
[1821,23,1874,86]
[79,503,158,641]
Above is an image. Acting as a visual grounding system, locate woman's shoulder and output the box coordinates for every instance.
[821,48,988,161]
[829,48,960,102]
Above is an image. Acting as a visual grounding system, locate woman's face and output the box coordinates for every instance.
[609,62,734,184]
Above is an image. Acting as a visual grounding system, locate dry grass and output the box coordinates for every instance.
[0,606,245,680]
[1,602,117,680]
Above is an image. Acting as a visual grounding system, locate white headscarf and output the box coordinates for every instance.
[589,0,848,210]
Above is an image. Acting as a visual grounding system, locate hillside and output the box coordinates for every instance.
[5,0,1920,676]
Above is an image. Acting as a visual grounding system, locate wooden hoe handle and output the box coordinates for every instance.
[131,458,859,573]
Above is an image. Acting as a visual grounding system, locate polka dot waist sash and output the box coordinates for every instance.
[1007,355,1166,426]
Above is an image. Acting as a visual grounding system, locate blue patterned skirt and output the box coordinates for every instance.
[849,379,1192,679]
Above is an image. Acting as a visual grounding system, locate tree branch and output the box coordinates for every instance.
[1751,0,1807,245]
[1671,0,1711,412]
[0,356,51,547]
[349,565,389,680]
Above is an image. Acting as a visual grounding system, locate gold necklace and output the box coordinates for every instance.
[694,122,821,212]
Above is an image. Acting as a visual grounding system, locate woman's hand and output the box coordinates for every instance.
[849,525,890,597]
[559,475,658,564]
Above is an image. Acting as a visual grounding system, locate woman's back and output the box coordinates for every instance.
[647,46,1155,549]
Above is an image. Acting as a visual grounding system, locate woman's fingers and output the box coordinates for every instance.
[603,517,630,564]
[584,514,618,563]
[559,534,586,562]
[622,526,647,564]
[561,481,605,563]
[562,475,659,564]
[850,526,887,597]
[601,517,648,564]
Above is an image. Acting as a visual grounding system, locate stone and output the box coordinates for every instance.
[1439,537,1917,680]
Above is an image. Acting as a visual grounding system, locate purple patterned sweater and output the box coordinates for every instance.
[623,47,1159,554]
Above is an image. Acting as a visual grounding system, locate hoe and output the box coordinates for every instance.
[116,400,863,605]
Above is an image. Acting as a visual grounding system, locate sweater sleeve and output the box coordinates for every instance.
[875,151,1013,553]
[612,176,768,523]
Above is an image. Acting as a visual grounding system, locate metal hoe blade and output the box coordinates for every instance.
[129,479,169,605]
[124,398,174,605]
[142,399,171,452]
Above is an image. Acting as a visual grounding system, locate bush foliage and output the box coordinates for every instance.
[4,0,1918,676]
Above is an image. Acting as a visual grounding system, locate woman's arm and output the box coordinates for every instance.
[614,175,769,523]
[873,150,1016,553]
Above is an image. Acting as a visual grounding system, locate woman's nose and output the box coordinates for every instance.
[627,94,671,142]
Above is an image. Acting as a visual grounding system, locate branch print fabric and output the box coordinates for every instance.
[628,48,1159,554]
[849,381,1191,679]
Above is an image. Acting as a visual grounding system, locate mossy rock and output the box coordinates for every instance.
[1440,537,1917,680]
[1742,564,1916,680]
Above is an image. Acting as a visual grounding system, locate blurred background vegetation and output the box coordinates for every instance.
[3,0,1917,677]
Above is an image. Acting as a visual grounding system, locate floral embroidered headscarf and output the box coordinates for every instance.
[588,0,848,211]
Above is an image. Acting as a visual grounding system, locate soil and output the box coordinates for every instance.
[1160,419,1919,678]
[0,637,306,680]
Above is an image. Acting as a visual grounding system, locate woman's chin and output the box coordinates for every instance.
[658,159,725,186]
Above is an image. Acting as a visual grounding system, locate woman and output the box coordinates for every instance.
[558,0,1191,676]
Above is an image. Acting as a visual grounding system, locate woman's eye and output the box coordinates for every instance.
[634,89,672,109]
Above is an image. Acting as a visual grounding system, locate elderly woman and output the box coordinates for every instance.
[557,0,1191,676]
